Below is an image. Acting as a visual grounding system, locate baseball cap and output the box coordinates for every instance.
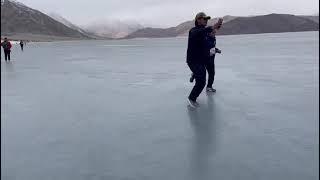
[195,12,211,20]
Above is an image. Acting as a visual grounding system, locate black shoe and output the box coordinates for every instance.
[206,87,216,92]
[188,98,199,108]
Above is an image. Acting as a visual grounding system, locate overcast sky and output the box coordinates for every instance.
[18,0,319,27]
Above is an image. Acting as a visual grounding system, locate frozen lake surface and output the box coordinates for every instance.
[1,32,319,180]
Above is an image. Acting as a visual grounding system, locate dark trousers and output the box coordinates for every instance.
[205,55,215,88]
[188,63,206,101]
[20,44,24,51]
[4,50,11,61]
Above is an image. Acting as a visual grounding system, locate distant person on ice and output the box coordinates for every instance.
[186,12,223,108]
[190,18,223,93]
[20,40,24,51]
[1,38,12,61]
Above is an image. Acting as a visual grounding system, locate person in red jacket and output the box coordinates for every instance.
[1,38,12,61]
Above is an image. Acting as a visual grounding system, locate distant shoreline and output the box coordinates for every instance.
[1,30,318,42]
[0,33,95,42]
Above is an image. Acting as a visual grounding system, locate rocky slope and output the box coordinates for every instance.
[1,0,90,40]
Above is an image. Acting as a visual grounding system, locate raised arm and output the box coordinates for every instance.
[189,26,213,39]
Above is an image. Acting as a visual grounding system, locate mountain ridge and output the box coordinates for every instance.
[1,0,91,41]
[1,0,318,41]
[125,13,319,39]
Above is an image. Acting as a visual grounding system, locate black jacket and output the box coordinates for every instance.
[206,35,216,50]
[186,25,213,64]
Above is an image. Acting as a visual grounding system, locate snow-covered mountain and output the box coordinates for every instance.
[1,0,90,40]
[83,20,144,39]
[1,0,140,40]
[48,13,144,39]
[48,12,87,34]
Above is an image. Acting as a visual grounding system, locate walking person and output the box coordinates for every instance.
[205,19,223,92]
[1,38,12,61]
[20,40,24,51]
[186,12,223,108]
[189,19,223,93]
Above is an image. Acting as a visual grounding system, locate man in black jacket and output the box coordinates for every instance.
[186,12,222,108]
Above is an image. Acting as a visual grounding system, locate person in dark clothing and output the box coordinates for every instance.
[1,38,12,61]
[190,19,223,92]
[205,29,222,92]
[186,12,223,108]
[20,40,24,51]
